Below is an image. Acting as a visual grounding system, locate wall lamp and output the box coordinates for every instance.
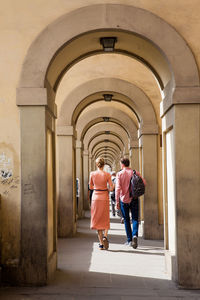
[103,117,110,122]
[103,94,113,102]
[100,37,117,52]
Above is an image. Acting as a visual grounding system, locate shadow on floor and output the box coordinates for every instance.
[1,211,200,299]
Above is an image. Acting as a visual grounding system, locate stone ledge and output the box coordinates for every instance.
[17,88,47,106]
[138,124,159,138]
[57,126,76,137]
[160,86,200,117]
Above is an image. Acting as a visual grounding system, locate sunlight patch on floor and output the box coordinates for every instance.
[89,242,170,280]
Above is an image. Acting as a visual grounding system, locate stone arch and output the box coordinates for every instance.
[95,149,117,159]
[80,119,132,141]
[87,132,127,152]
[15,3,200,288]
[92,142,122,157]
[94,146,119,158]
[89,134,125,154]
[76,106,138,143]
[18,4,199,91]
[84,123,129,150]
[58,78,158,130]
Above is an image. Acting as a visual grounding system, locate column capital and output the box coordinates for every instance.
[76,140,82,149]
[129,140,139,149]
[83,150,89,156]
[57,126,77,137]
[138,124,159,138]
[16,87,57,118]
[160,86,200,117]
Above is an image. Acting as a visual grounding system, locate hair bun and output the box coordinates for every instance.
[96,157,105,168]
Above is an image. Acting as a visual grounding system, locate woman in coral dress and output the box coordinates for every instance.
[89,157,113,250]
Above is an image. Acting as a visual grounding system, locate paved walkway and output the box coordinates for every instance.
[1,211,200,299]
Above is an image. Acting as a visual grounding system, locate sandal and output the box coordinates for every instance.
[103,236,109,250]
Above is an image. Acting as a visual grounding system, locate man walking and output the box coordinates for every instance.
[115,158,143,249]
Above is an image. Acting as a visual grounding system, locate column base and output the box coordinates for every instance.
[143,223,164,240]
[165,250,177,282]
[1,252,57,286]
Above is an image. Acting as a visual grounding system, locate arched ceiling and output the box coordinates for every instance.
[46,30,171,92]
[87,132,126,150]
[56,54,162,127]
[75,105,138,142]
[84,123,129,149]
[80,119,131,141]
[92,142,122,158]
[95,149,117,159]
[78,99,138,127]
[89,134,125,154]
[91,139,123,154]
[72,91,140,124]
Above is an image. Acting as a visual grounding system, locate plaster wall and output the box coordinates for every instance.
[1,0,200,283]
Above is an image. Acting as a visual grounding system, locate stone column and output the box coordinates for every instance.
[139,125,163,240]
[57,126,76,237]
[15,87,57,285]
[83,150,89,210]
[76,140,84,218]
[89,154,92,173]
[91,156,96,171]
[129,140,139,170]
[161,86,200,288]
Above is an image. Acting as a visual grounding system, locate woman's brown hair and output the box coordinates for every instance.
[96,157,105,168]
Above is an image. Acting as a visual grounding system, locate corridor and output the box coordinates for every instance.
[1,211,200,300]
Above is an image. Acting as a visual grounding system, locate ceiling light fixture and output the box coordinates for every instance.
[100,37,117,52]
[103,117,110,122]
[103,94,113,102]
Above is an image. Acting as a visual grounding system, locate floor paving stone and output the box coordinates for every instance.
[1,210,200,299]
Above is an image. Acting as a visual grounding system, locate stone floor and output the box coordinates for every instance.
[1,211,200,299]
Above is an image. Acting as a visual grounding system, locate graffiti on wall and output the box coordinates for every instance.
[0,152,13,181]
[0,150,19,196]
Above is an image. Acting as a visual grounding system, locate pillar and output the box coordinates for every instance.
[139,126,163,240]
[83,150,89,210]
[129,140,139,170]
[12,87,57,285]
[76,140,84,218]
[89,155,92,173]
[57,126,76,237]
[91,156,96,171]
[161,86,200,287]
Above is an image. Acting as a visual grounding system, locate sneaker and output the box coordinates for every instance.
[132,236,138,249]
[124,241,132,247]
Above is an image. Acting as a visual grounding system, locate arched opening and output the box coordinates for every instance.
[16,4,200,288]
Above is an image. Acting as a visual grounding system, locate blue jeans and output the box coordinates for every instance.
[120,199,139,242]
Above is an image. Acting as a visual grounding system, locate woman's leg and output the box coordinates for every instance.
[104,229,108,238]
[97,230,104,245]
[103,229,109,250]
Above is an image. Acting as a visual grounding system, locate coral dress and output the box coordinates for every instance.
[89,170,112,230]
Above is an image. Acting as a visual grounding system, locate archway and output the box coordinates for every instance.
[16,4,200,288]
